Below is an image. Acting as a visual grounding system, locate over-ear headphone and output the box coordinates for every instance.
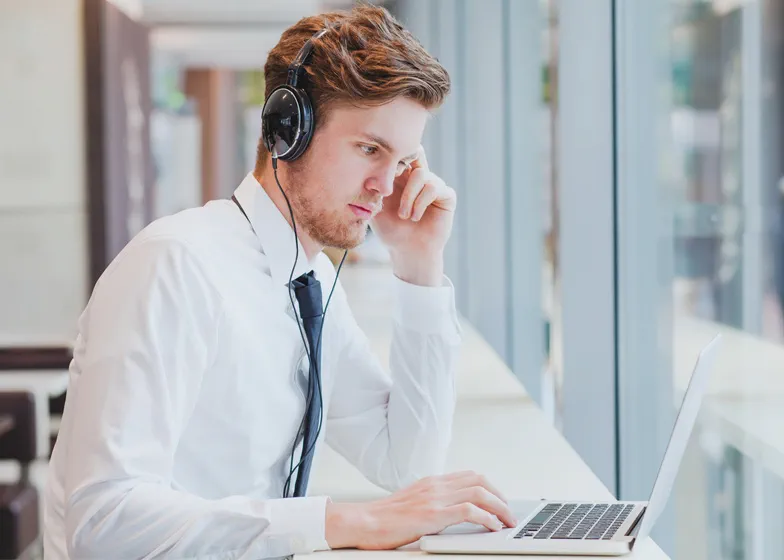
[261,27,329,161]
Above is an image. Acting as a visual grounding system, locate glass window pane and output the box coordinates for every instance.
[617,0,784,558]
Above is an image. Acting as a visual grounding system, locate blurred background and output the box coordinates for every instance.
[3,0,784,558]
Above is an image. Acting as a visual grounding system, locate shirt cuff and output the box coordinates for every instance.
[393,274,462,339]
[266,495,331,553]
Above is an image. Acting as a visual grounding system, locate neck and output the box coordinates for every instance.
[255,163,323,261]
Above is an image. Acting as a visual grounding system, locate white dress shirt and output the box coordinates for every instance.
[43,173,462,560]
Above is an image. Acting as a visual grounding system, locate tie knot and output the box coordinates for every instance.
[291,270,323,319]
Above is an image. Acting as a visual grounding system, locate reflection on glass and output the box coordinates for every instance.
[635,1,784,558]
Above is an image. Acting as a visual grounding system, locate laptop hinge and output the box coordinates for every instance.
[613,503,646,544]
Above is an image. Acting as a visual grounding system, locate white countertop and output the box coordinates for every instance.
[305,264,667,559]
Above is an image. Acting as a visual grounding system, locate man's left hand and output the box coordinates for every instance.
[371,146,456,286]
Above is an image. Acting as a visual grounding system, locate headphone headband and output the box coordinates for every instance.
[287,27,329,88]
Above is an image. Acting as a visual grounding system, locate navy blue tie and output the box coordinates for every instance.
[291,270,323,497]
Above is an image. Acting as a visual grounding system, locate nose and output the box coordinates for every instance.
[365,166,396,198]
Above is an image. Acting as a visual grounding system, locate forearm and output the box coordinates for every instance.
[384,315,459,480]
[347,277,460,490]
[65,481,329,558]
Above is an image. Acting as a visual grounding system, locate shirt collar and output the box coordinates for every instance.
[232,172,317,288]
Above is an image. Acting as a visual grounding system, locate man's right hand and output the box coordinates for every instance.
[325,471,519,550]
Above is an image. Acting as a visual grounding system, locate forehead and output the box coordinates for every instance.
[320,97,429,153]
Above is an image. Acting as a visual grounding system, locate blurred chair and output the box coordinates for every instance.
[0,348,72,371]
[0,391,39,560]
[0,346,72,456]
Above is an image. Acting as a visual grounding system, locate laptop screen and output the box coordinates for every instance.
[634,334,722,545]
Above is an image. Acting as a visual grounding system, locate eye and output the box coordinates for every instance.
[359,144,378,156]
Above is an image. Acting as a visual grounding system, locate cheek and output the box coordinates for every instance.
[318,169,363,209]
[333,162,374,198]
[309,144,374,204]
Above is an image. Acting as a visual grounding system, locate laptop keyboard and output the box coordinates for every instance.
[514,503,635,540]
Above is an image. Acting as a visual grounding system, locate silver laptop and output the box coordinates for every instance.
[420,334,722,556]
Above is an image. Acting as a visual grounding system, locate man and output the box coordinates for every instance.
[44,5,516,558]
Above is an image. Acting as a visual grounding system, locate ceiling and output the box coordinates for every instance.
[108,0,387,69]
[140,0,353,25]
[109,0,360,25]
[151,25,286,69]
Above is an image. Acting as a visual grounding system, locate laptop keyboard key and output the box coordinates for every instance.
[515,504,562,539]
[516,502,634,542]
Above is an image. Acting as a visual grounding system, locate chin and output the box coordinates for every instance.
[318,222,368,250]
[333,232,368,251]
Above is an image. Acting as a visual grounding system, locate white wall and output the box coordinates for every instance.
[0,0,88,344]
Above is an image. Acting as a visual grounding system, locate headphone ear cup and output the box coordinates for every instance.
[285,88,314,161]
[261,85,314,161]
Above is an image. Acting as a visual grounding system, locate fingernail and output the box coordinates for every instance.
[400,209,408,219]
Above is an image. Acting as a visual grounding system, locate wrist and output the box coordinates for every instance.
[325,501,375,549]
[390,250,444,287]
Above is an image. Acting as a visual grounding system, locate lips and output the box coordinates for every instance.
[349,204,374,219]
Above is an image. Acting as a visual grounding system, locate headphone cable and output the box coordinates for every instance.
[272,154,348,498]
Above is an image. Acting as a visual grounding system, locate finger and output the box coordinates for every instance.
[410,182,440,222]
[448,487,518,528]
[429,184,456,213]
[446,503,504,532]
[398,168,428,219]
[409,144,429,171]
[449,471,509,505]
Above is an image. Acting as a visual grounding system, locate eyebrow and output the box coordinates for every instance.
[361,134,419,163]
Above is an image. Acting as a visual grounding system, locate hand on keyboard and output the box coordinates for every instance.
[325,470,518,550]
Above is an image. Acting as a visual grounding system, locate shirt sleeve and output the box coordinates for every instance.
[325,273,462,491]
[61,237,330,559]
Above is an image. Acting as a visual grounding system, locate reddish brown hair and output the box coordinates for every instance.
[255,3,450,171]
